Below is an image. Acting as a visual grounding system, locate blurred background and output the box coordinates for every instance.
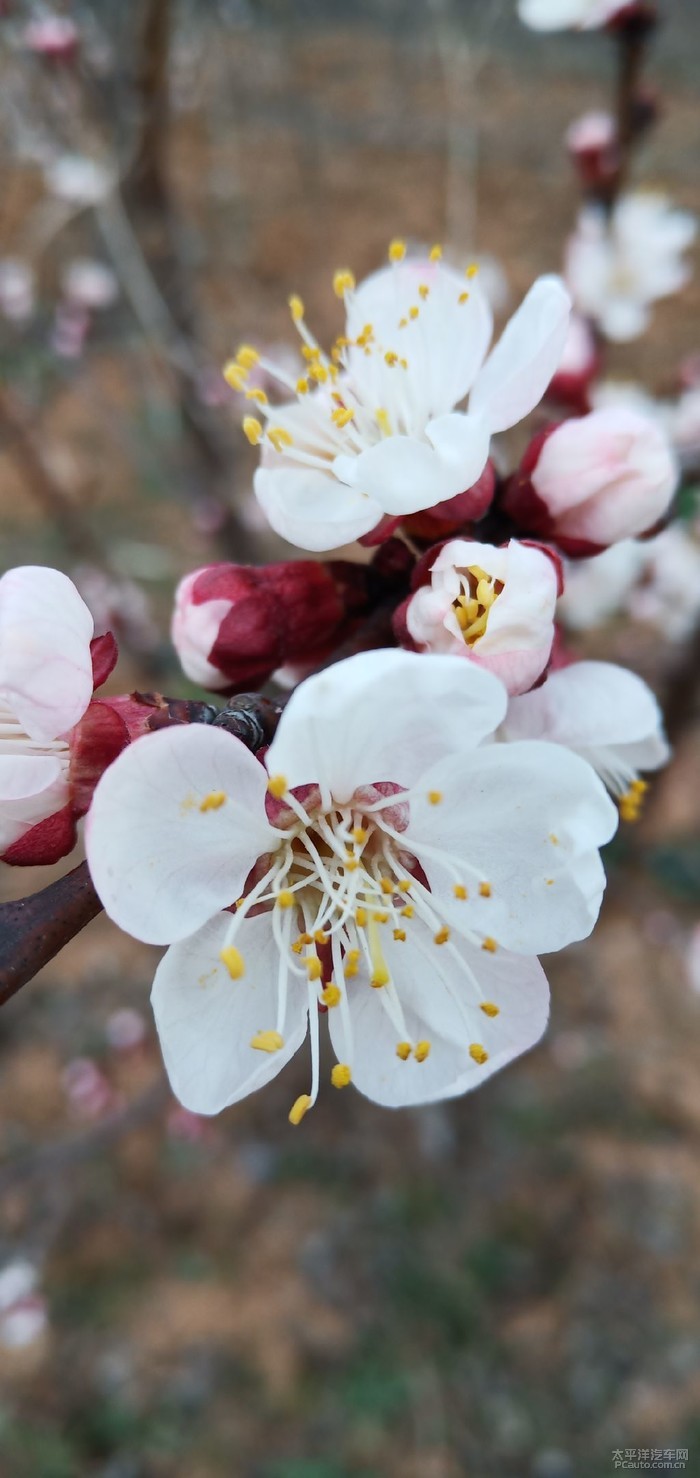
[0,3,699,1475]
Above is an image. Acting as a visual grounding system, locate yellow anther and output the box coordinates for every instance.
[549,834,559,845]
[333,269,356,298]
[309,363,329,385]
[245,388,268,405]
[352,827,367,844]
[289,1094,312,1125]
[401,904,414,919]
[250,1030,284,1053]
[372,911,389,925]
[220,946,245,980]
[414,1040,431,1062]
[305,956,322,981]
[480,1002,500,1018]
[344,948,361,979]
[458,292,469,305]
[384,350,399,367]
[393,928,406,942]
[409,306,419,320]
[321,984,341,1008]
[546,878,554,886]
[396,1041,412,1061]
[469,1043,489,1064]
[296,377,309,395]
[331,1063,352,1089]
[380,878,394,895]
[418,284,430,300]
[345,858,359,872]
[398,880,412,893]
[235,898,245,910]
[428,791,443,806]
[276,890,295,909]
[302,344,320,361]
[288,294,304,321]
[331,406,355,428]
[375,408,391,436]
[313,929,328,946]
[388,239,407,262]
[466,263,479,279]
[267,774,288,798]
[291,938,304,955]
[631,779,649,795]
[479,882,492,898]
[398,316,408,329]
[434,927,450,946]
[453,884,468,900]
[199,791,226,812]
[223,361,247,391]
[242,416,263,446]
[268,426,293,452]
[236,344,260,369]
[429,244,443,261]
[481,937,498,953]
[370,972,389,989]
[299,932,313,945]
[355,907,368,928]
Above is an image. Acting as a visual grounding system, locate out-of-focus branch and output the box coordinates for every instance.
[605,10,657,205]
[0,1079,169,1193]
[0,384,103,564]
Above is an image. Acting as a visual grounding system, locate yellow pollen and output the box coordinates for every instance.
[466,263,479,279]
[631,779,649,794]
[453,884,468,900]
[302,345,320,362]
[220,946,245,980]
[479,882,492,898]
[409,306,419,320]
[380,878,394,895]
[288,294,304,321]
[546,878,554,886]
[429,244,443,261]
[296,377,310,395]
[321,984,341,1008]
[458,292,470,305]
[352,827,367,844]
[313,929,328,945]
[250,1030,284,1053]
[372,911,389,924]
[223,361,247,391]
[398,316,408,329]
[344,947,361,978]
[481,937,498,953]
[393,928,406,942]
[396,1041,412,1061]
[549,834,559,845]
[401,905,414,919]
[289,1094,312,1126]
[331,406,354,428]
[345,858,359,872]
[291,938,304,955]
[245,388,268,405]
[414,1040,431,1062]
[276,890,295,909]
[469,1043,489,1064]
[331,1063,352,1089]
[355,907,368,928]
[236,344,260,369]
[333,269,356,298]
[434,927,450,946]
[480,1002,500,1018]
[370,974,388,989]
[428,791,443,806]
[267,774,288,798]
[398,879,412,892]
[384,350,399,367]
[418,284,430,300]
[299,932,313,945]
[376,408,391,435]
[388,238,407,262]
[309,363,328,384]
[242,416,263,446]
[268,426,294,452]
[305,956,322,981]
[199,791,226,812]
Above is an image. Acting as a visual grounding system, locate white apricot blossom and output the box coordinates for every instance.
[566,194,696,342]
[86,651,616,1120]
[401,538,559,695]
[501,661,669,819]
[520,0,647,30]
[225,244,571,551]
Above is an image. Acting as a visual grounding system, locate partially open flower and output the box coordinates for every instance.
[566,194,696,342]
[501,660,669,819]
[0,566,130,866]
[86,649,616,1118]
[396,538,560,696]
[227,244,570,551]
[172,560,347,692]
[507,408,679,556]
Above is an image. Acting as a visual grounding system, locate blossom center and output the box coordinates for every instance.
[452,565,503,646]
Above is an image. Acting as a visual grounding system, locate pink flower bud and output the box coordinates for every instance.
[566,111,619,190]
[395,537,560,696]
[24,16,80,62]
[547,314,599,414]
[506,408,679,556]
[172,561,346,693]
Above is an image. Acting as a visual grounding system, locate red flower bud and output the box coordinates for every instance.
[402,461,497,542]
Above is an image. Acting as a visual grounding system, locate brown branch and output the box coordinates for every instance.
[0,862,101,1009]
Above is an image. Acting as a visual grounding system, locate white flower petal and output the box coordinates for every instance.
[424,412,491,492]
[335,435,464,515]
[0,566,94,741]
[86,725,275,945]
[265,649,508,803]
[328,924,549,1107]
[254,465,381,552]
[0,753,68,852]
[502,662,670,775]
[470,276,571,432]
[406,740,617,954]
[152,912,309,1115]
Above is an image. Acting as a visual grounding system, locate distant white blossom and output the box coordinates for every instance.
[566,194,696,342]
